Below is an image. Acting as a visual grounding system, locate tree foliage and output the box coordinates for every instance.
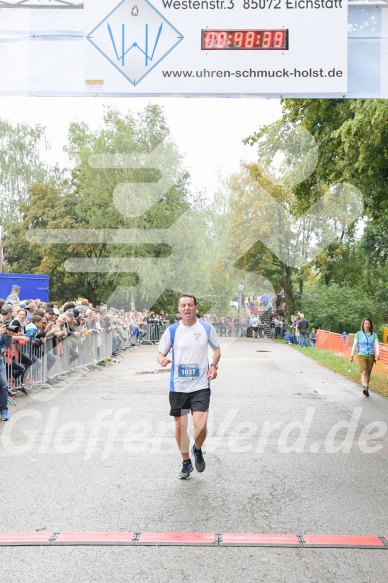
[302,283,382,334]
[2,99,388,327]
[0,119,56,223]
[3,105,220,309]
[230,98,388,332]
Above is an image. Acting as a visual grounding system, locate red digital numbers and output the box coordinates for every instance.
[202,30,288,50]
[216,31,227,49]
[245,31,255,49]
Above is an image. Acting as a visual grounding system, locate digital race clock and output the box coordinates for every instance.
[201,30,289,51]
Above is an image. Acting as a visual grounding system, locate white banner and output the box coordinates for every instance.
[84,0,348,93]
[0,0,349,95]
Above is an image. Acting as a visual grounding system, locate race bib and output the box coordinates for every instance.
[178,364,200,378]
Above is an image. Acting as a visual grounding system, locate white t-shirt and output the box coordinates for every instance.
[250,316,259,327]
[158,319,219,393]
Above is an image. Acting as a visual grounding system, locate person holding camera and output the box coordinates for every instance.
[25,315,56,380]
[1,305,15,328]
[1,305,26,389]
[10,307,40,388]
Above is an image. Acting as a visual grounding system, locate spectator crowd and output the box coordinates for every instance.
[0,285,317,423]
[0,292,175,403]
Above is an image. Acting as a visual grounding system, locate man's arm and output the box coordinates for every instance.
[208,346,221,380]
[157,352,172,367]
[157,329,172,367]
[211,346,221,367]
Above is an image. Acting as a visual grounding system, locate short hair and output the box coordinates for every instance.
[31,315,43,324]
[178,294,197,306]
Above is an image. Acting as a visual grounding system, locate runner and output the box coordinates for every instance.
[250,314,259,341]
[157,294,221,479]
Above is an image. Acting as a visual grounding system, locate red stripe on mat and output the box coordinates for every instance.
[137,532,216,545]
[53,532,135,545]
[0,532,387,548]
[220,534,299,546]
[0,532,53,545]
[303,535,384,547]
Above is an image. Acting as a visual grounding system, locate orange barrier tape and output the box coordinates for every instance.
[316,330,388,373]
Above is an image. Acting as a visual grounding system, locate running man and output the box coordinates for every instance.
[157,294,221,479]
[250,314,259,341]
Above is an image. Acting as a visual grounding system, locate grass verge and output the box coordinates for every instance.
[288,345,388,399]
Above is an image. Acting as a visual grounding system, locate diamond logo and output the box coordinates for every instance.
[86,0,183,86]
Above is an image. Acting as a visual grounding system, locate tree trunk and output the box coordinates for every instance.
[283,265,294,317]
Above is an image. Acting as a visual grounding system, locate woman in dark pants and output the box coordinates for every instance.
[0,318,10,420]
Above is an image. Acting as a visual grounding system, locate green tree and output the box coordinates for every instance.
[3,182,87,303]
[0,119,54,223]
[226,164,297,314]
[3,105,222,309]
[16,105,215,308]
[331,100,388,218]
[302,282,381,335]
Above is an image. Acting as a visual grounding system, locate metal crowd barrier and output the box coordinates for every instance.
[5,328,124,397]
[139,323,160,344]
[212,322,221,335]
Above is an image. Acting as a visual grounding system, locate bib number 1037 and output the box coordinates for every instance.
[178,364,200,378]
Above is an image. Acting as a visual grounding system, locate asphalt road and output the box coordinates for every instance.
[1,336,388,582]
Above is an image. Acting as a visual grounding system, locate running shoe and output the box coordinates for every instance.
[1,410,9,421]
[192,444,206,472]
[363,386,369,397]
[179,460,193,480]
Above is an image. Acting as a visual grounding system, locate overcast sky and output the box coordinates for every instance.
[0,96,282,195]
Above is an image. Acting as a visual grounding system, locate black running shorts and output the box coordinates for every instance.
[169,388,211,417]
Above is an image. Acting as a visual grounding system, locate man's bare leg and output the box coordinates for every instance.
[174,415,190,459]
[192,411,208,472]
[193,411,208,450]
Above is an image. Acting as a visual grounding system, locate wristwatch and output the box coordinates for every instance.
[210,363,218,370]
